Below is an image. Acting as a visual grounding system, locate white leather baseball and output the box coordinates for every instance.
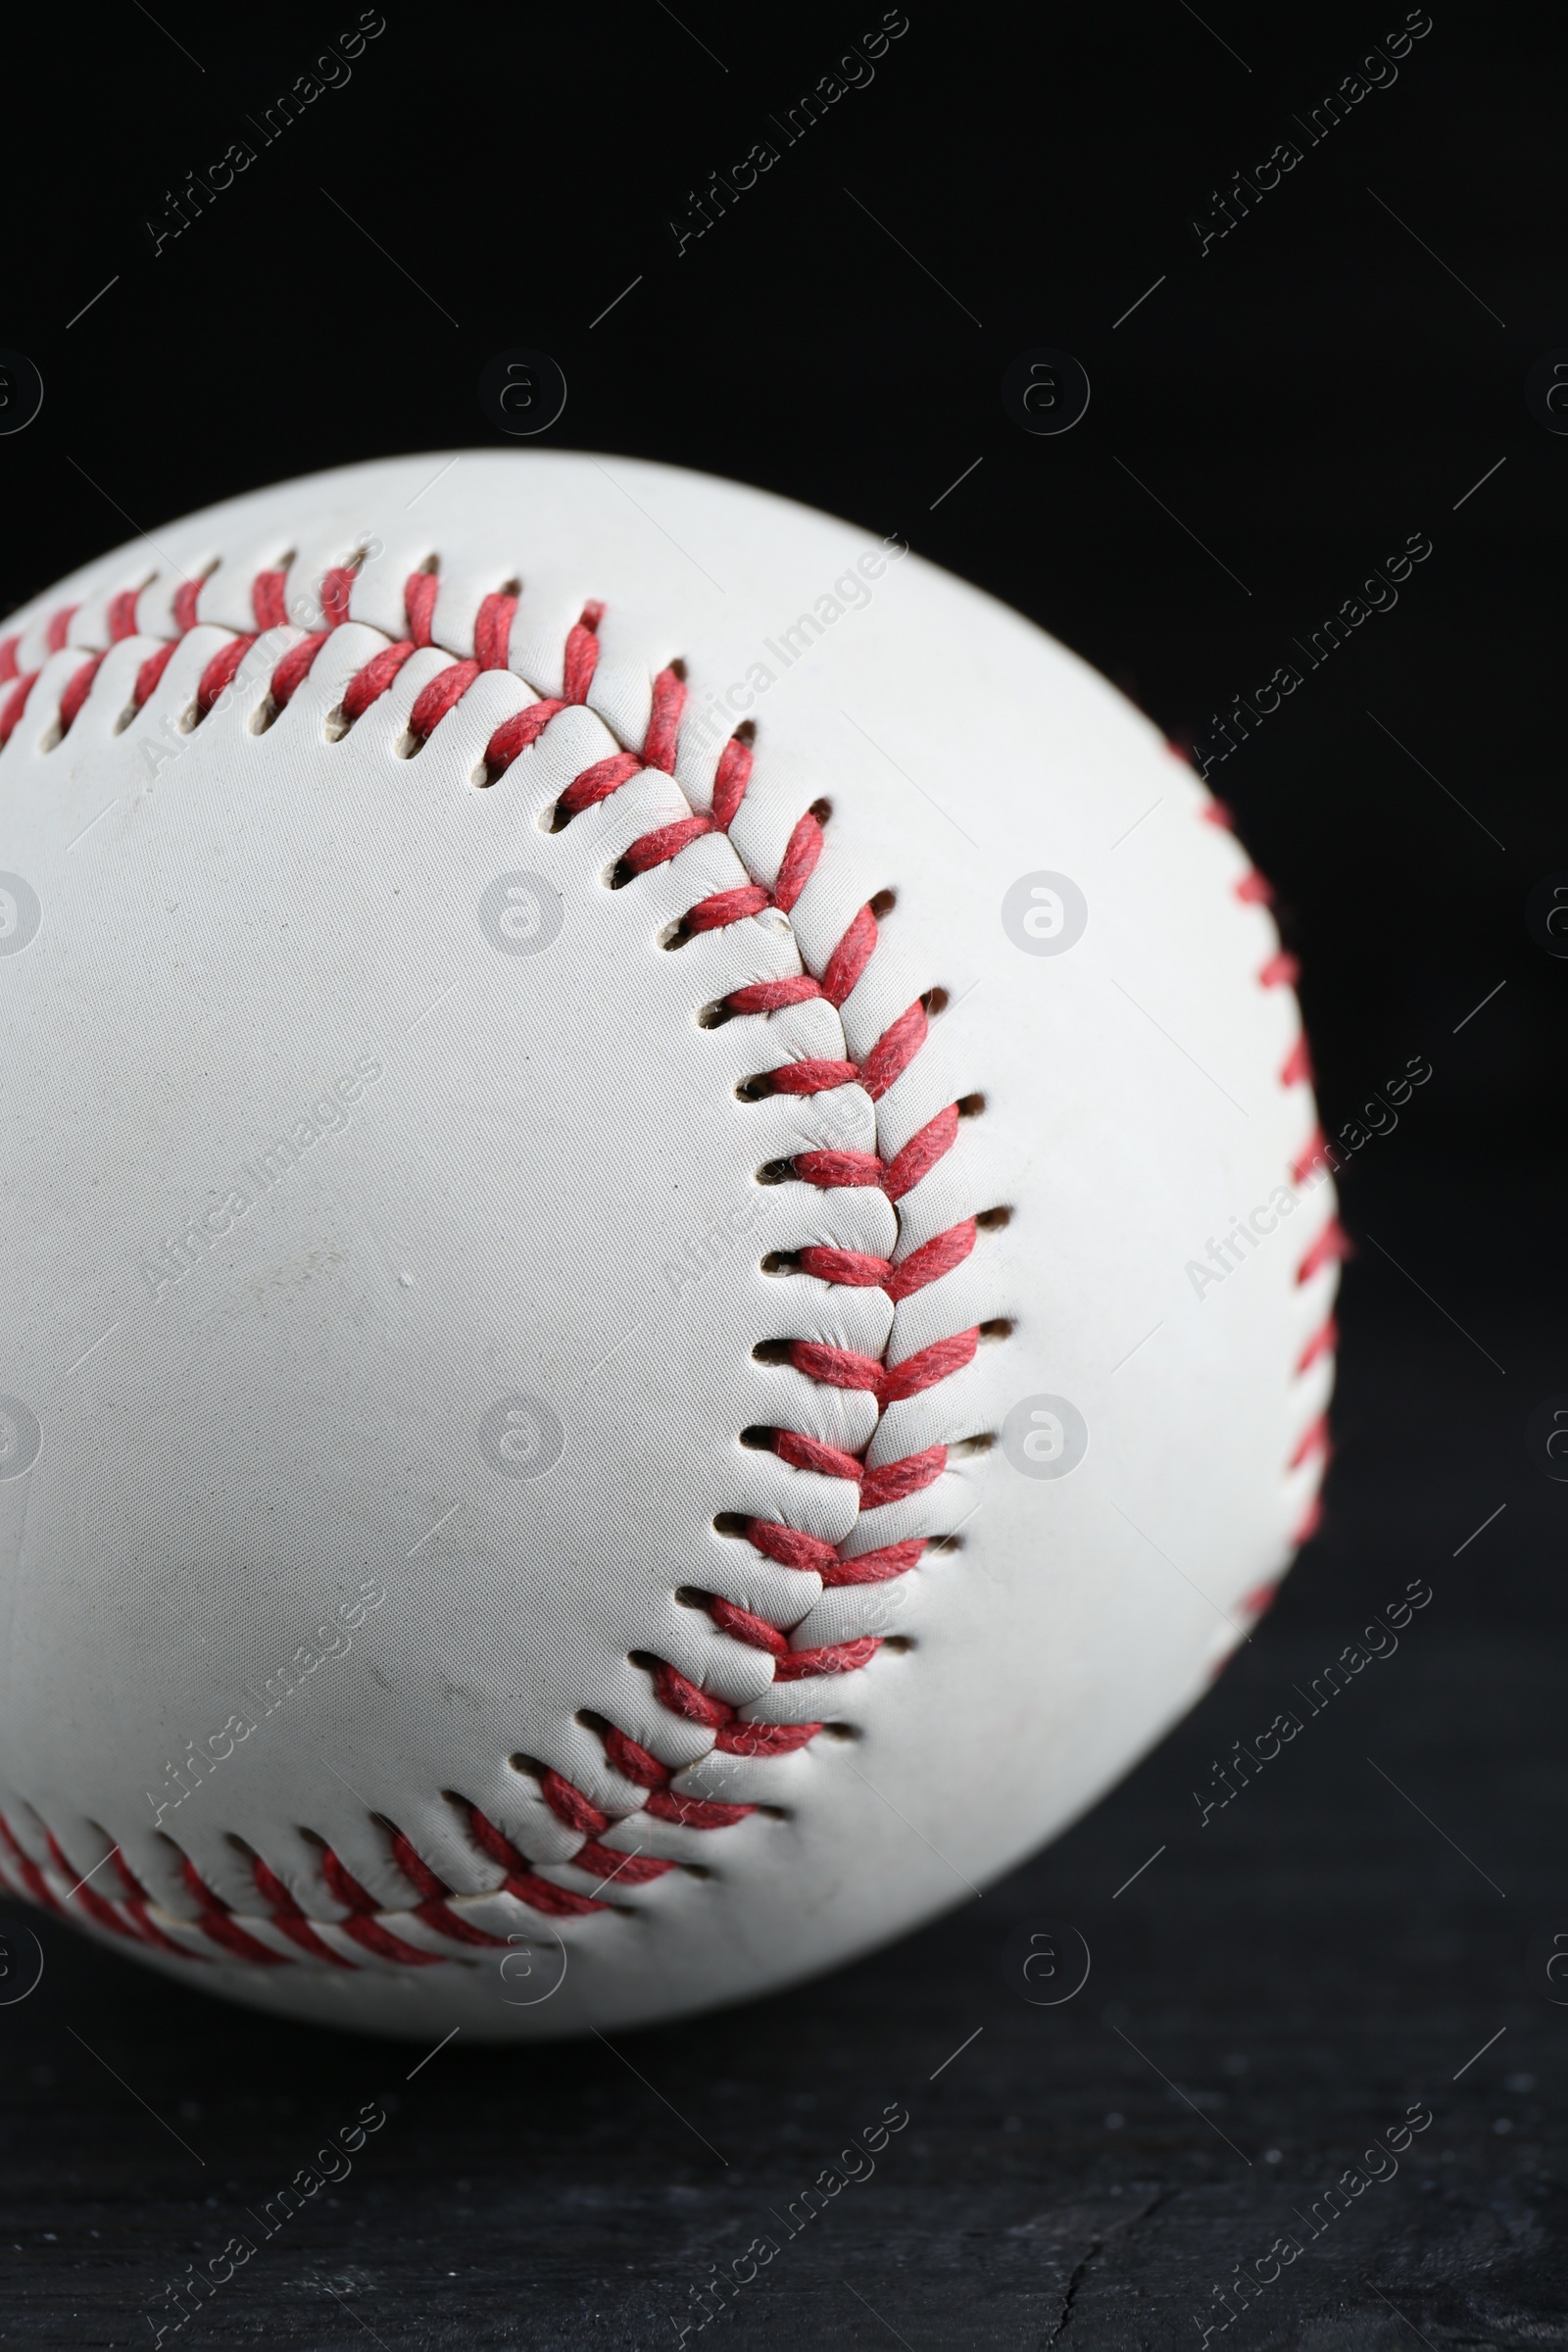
[0,453,1336,2038]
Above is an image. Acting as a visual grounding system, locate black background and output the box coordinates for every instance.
[2,5,1564,2345]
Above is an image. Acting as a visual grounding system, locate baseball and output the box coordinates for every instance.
[0,453,1337,2039]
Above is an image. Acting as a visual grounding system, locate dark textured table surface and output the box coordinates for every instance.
[3,1153,1562,2350]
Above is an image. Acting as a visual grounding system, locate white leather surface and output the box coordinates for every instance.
[0,453,1335,2036]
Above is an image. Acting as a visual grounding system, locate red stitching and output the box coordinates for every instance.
[0,670,39,746]
[108,587,142,641]
[1297,1315,1338,1374]
[1289,1413,1330,1471]
[0,557,1337,1969]
[1197,801,1338,1564]
[1297,1219,1350,1286]
[1280,1035,1313,1088]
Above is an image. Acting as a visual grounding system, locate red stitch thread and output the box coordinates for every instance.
[1297,1316,1338,1374]
[708,1596,788,1655]
[538,1769,608,1838]
[133,641,178,709]
[0,567,1334,1972]
[776,1637,882,1680]
[642,666,686,772]
[1297,1219,1349,1285]
[270,633,331,710]
[563,601,604,702]
[196,635,255,717]
[57,654,104,735]
[0,1814,61,1914]
[343,639,417,719]
[483,697,566,775]
[252,571,289,631]
[1289,1413,1330,1470]
[474,590,517,670]
[409,660,479,741]
[463,1802,608,1918]
[0,672,39,746]
[405,570,438,646]
[251,1858,358,1967]
[822,1540,926,1589]
[320,565,357,630]
[572,1839,676,1887]
[42,1832,134,1942]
